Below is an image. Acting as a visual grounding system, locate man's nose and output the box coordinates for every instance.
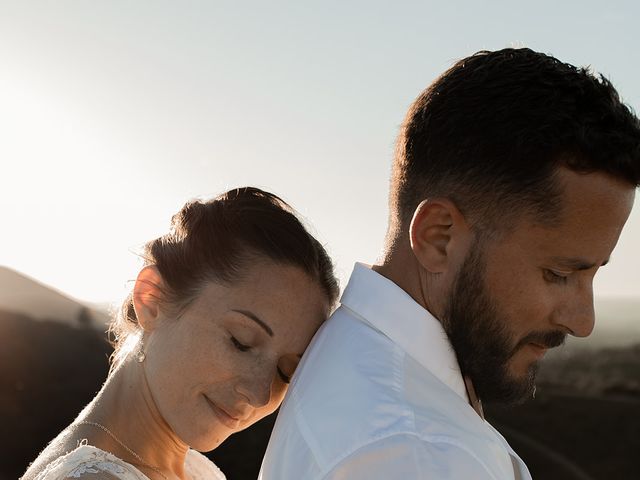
[557,284,595,338]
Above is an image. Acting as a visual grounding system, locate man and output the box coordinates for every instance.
[260,48,640,479]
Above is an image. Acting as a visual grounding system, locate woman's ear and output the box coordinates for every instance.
[409,198,471,274]
[132,265,165,332]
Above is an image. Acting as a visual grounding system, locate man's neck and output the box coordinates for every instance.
[374,254,484,417]
[373,252,431,314]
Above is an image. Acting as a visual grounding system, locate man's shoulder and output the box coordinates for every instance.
[279,307,478,464]
[292,305,407,412]
[264,307,524,480]
[323,432,505,480]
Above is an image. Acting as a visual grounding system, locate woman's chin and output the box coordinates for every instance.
[188,432,229,453]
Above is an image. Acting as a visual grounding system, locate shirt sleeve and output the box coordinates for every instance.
[321,434,498,480]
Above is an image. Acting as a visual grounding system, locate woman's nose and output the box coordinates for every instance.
[235,371,273,408]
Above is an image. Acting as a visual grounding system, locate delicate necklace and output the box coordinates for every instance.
[77,421,168,480]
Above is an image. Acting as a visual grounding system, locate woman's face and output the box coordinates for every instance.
[142,260,330,451]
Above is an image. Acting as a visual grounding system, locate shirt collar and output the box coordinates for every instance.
[340,262,468,402]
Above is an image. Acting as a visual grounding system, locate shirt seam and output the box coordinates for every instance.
[318,432,500,480]
[291,315,410,472]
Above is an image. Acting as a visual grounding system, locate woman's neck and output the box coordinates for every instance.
[79,358,190,479]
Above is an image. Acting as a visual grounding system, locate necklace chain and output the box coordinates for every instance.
[77,421,168,480]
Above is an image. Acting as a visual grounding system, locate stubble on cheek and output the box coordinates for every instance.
[442,244,541,405]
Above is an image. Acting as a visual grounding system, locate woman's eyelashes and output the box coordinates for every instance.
[230,334,292,384]
[277,367,291,384]
[230,336,251,352]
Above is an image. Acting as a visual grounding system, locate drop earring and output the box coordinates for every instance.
[136,343,146,363]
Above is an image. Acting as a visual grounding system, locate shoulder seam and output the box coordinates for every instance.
[318,432,499,480]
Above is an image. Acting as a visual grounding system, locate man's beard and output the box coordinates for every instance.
[441,244,566,405]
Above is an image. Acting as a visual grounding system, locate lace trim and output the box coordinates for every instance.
[35,442,149,480]
[34,443,225,480]
[65,459,128,478]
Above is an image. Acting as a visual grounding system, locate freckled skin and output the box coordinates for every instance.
[142,261,329,452]
[20,260,330,480]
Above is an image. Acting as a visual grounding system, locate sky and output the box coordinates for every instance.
[1,0,639,305]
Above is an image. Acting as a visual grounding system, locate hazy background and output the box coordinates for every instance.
[2,3,639,479]
[1,0,639,310]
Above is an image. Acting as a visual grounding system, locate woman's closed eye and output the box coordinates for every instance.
[231,336,292,383]
[277,355,300,385]
[230,336,251,352]
[277,367,291,384]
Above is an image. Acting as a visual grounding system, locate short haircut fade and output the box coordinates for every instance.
[389,48,640,240]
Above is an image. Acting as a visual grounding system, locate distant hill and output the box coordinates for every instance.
[540,343,640,396]
[0,310,113,479]
[1,268,637,480]
[0,266,110,331]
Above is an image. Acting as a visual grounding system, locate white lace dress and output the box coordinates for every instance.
[33,443,226,480]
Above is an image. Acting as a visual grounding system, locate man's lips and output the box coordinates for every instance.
[527,342,548,359]
[514,331,566,357]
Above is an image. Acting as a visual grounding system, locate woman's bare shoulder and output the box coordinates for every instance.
[22,427,80,480]
[22,429,146,480]
[52,449,140,479]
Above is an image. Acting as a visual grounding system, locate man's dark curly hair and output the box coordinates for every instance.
[389,48,640,240]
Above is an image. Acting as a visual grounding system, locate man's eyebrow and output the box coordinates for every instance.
[231,309,274,336]
[550,257,609,270]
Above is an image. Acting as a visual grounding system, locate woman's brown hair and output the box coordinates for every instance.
[110,187,339,367]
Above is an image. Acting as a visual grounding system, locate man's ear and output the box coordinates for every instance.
[132,265,165,332]
[409,198,471,274]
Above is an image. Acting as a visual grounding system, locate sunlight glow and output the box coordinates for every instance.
[1,1,638,304]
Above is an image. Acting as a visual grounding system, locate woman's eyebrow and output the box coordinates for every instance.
[231,309,274,336]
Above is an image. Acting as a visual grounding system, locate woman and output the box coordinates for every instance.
[22,187,339,480]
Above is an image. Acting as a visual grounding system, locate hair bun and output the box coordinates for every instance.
[110,186,339,369]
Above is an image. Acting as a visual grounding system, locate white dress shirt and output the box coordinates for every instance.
[259,263,532,480]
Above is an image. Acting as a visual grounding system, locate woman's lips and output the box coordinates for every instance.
[204,396,242,430]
